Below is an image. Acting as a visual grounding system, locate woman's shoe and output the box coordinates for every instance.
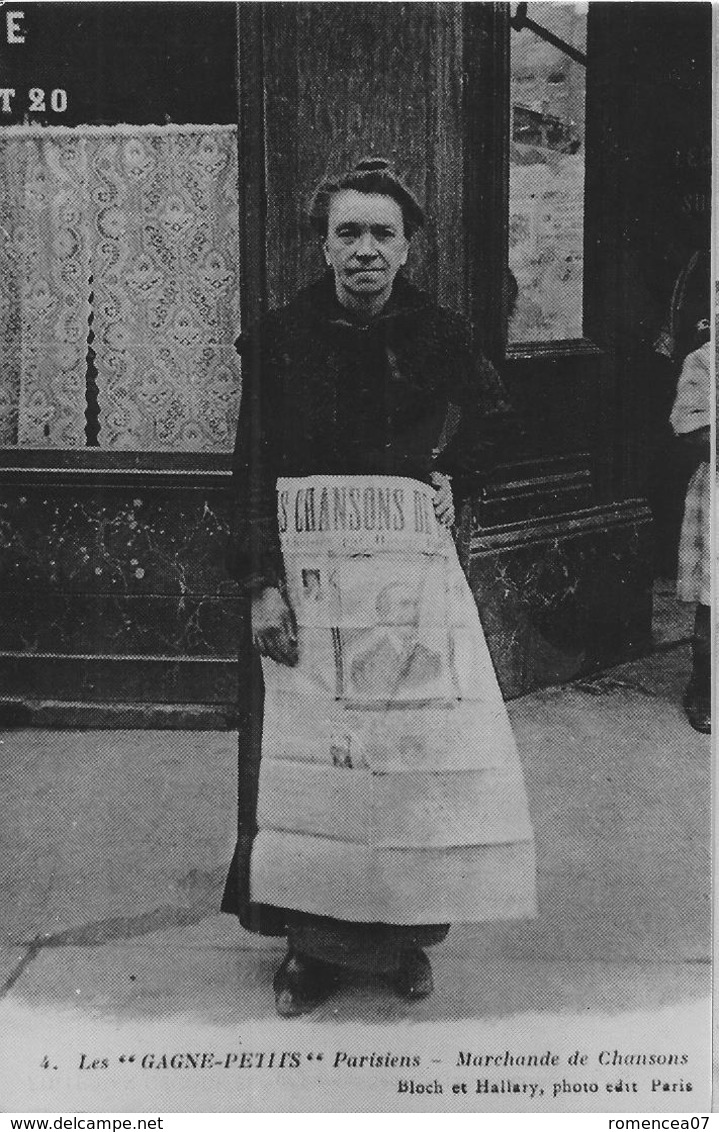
[394,947,434,1000]
[273,950,337,1017]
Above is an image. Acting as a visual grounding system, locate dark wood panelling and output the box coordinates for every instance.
[263,3,466,312]
[262,3,301,311]
[0,594,242,656]
[463,1,510,362]
[0,474,242,719]
[237,3,268,324]
[478,454,594,527]
[0,655,238,705]
[0,476,238,597]
[469,500,654,699]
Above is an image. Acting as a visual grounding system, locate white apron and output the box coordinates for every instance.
[250,475,537,925]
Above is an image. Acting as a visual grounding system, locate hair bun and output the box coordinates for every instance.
[354,157,391,173]
[308,157,425,238]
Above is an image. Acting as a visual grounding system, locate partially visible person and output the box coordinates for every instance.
[650,251,710,579]
[654,251,708,366]
[670,329,712,733]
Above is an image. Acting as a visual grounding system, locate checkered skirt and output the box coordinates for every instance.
[677,461,712,605]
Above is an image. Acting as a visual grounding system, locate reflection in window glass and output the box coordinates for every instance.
[508,3,587,343]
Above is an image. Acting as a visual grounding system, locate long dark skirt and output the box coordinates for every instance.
[220,641,449,965]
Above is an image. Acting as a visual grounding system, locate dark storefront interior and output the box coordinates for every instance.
[0,2,711,726]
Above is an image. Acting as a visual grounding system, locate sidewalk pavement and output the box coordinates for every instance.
[0,638,710,1110]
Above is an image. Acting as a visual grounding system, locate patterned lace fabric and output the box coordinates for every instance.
[0,133,91,447]
[0,124,241,451]
[0,137,22,446]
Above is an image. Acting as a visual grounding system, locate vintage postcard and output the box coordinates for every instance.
[0,0,712,1116]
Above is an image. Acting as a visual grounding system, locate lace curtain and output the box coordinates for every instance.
[0,133,91,447]
[0,124,241,451]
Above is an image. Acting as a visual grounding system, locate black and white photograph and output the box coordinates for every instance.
[0,1,712,1115]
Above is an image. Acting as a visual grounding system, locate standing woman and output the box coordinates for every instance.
[222,158,537,1015]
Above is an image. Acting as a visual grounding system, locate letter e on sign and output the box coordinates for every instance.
[6,11,26,43]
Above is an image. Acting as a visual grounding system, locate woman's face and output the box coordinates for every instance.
[324,190,409,308]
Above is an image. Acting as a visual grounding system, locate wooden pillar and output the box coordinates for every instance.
[262,2,467,313]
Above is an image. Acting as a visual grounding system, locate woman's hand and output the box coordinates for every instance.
[430,471,455,528]
[251,586,299,666]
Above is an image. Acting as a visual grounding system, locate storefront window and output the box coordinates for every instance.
[508,2,587,344]
[0,3,239,453]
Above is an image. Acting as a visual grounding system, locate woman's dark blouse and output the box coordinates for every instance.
[230,272,514,590]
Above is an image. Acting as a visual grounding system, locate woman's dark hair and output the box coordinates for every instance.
[309,157,425,239]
